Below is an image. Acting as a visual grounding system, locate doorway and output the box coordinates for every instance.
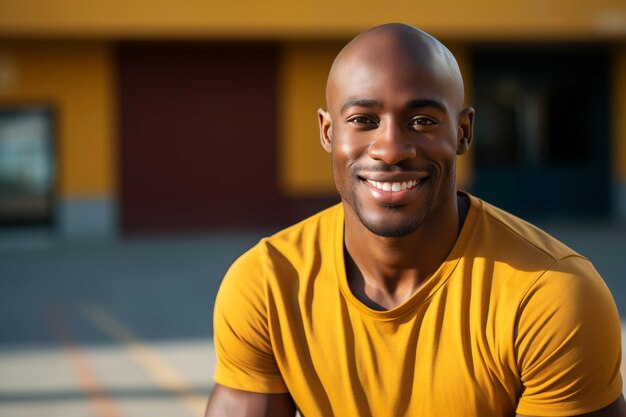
[118,43,281,233]
[471,45,611,220]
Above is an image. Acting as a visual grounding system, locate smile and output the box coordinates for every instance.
[365,179,420,192]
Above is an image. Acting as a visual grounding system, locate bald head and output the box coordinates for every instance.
[326,23,465,112]
[317,23,475,238]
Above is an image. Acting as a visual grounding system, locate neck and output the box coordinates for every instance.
[343,192,468,310]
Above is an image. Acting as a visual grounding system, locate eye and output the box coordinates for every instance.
[409,117,437,127]
[347,116,377,126]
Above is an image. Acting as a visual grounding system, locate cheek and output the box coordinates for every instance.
[420,131,458,161]
[339,140,357,157]
[331,134,368,169]
[334,131,366,158]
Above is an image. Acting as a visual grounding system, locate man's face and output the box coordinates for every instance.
[319,47,471,237]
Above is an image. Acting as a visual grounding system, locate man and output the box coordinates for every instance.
[205,23,625,417]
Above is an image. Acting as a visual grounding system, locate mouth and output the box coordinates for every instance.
[359,176,427,206]
[365,179,420,192]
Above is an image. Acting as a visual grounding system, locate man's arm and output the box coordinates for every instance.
[205,384,296,417]
[516,394,626,417]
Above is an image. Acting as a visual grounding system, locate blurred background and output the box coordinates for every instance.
[0,0,625,415]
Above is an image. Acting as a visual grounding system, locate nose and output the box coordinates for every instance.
[368,120,417,165]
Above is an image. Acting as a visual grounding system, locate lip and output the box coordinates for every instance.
[361,176,427,205]
[357,171,429,183]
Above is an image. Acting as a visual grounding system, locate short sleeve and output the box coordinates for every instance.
[515,256,623,416]
[212,244,288,393]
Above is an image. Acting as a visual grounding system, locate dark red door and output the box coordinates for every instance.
[118,43,281,233]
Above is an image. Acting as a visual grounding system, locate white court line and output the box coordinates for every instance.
[84,303,207,417]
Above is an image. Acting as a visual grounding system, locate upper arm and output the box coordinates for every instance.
[213,245,288,393]
[205,384,296,417]
[515,257,623,416]
[515,394,626,417]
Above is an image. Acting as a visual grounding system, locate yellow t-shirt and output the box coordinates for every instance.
[213,193,623,417]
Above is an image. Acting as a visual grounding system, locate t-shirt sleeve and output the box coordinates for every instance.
[515,255,623,416]
[212,244,288,393]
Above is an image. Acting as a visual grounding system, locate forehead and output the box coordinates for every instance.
[342,61,444,102]
[327,34,460,112]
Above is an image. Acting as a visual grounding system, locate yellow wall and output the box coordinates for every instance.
[614,44,626,181]
[0,41,116,197]
[0,0,625,40]
[279,43,341,196]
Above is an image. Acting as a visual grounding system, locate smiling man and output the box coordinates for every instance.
[205,24,625,417]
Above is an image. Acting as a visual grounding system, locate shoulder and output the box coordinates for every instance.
[517,255,617,327]
[468,195,584,269]
[219,203,342,294]
[463,195,614,312]
[262,203,342,258]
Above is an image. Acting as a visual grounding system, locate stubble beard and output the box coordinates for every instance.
[345,176,435,238]
[359,204,428,237]
[342,167,456,239]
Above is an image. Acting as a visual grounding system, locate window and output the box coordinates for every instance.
[0,105,55,226]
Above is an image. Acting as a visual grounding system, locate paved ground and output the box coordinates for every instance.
[0,231,263,417]
[0,222,624,417]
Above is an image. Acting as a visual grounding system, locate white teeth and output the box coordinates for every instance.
[366,179,419,192]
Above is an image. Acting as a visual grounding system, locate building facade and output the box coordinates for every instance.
[1,0,625,237]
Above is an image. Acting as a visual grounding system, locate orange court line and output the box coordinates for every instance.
[46,307,123,417]
[83,303,207,417]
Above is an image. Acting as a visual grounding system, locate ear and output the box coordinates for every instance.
[456,107,475,156]
[317,108,332,153]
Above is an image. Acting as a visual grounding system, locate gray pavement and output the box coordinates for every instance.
[0,223,624,416]
[0,231,265,417]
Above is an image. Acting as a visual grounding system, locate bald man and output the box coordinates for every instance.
[205,24,625,417]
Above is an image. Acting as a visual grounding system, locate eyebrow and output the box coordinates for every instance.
[406,99,447,112]
[340,99,381,113]
[340,98,447,113]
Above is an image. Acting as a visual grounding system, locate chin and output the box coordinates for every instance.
[355,206,427,238]
[363,221,421,238]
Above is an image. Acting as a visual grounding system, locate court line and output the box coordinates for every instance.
[45,307,123,417]
[83,303,207,417]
